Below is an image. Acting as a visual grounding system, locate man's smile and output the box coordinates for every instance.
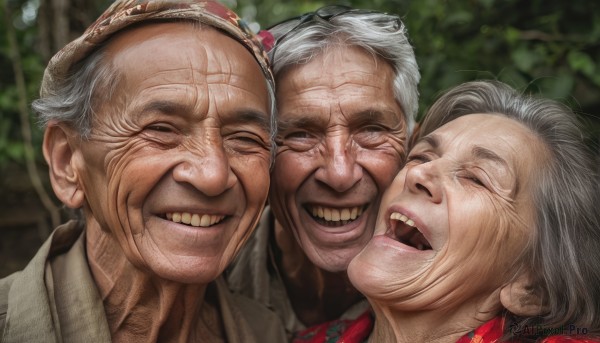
[165,212,227,227]
[306,205,366,227]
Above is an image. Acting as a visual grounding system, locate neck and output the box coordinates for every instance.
[366,297,499,343]
[274,220,364,327]
[86,221,224,343]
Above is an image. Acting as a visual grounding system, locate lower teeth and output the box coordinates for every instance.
[313,217,355,226]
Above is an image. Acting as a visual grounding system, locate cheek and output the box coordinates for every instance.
[446,194,495,249]
[377,172,407,225]
[358,147,404,190]
[227,154,270,253]
[98,151,171,236]
[118,152,174,196]
[271,150,318,194]
[75,142,122,219]
[105,141,167,184]
[445,194,528,281]
[231,154,271,207]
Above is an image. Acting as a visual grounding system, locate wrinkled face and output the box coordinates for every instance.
[74,23,271,283]
[349,114,547,311]
[270,46,407,272]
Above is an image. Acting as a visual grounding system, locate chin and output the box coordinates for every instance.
[146,259,224,285]
[347,252,369,293]
[346,246,387,298]
[164,270,221,285]
[307,247,361,273]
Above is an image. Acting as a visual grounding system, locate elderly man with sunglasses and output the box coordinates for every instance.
[226,5,421,341]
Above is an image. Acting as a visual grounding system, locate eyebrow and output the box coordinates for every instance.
[140,100,271,132]
[277,108,401,131]
[277,115,327,132]
[227,110,271,133]
[420,135,440,149]
[353,109,403,127]
[419,134,509,167]
[140,100,189,116]
[471,146,509,168]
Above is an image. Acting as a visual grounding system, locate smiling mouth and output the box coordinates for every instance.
[389,212,432,251]
[306,205,365,227]
[164,212,226,228]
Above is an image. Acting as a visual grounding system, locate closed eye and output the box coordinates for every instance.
[224,130,270,154]
[406,153,431,164]
[465,175,485,186]
[285,131,314,139]
[232,134,267,146]
[457,168,490,188]
[277,130,320,152]
[146,124,174,133]
[360,125,387,132]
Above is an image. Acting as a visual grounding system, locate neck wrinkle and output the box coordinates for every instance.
[367,294,500,343]
[86,220,210,343]
[274,219,364,326]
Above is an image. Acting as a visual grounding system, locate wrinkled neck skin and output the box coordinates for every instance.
[274,220,364,327]
[366,294,500,343]
[86,220,224,343]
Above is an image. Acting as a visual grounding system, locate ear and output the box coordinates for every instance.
[43,124,85,209]
[500,272,548,317]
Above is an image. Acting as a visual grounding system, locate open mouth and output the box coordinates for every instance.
[306,205,366,227]
[164,212,227,228]
[388,212,432,251]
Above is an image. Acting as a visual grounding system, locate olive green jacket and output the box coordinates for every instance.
[0,220,286,342]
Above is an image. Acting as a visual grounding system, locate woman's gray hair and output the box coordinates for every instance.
[268,7,420,133]
[419,80,600,336]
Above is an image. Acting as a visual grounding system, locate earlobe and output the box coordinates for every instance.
[43,124,85,209]
[500,272,548,317]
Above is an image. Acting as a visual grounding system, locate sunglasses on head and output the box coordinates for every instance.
[268,5,401,52]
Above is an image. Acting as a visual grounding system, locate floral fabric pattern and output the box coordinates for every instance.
[292,310,373,343]
[293,314,599,343]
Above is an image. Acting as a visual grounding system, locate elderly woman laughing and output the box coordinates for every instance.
[344,80,600,343]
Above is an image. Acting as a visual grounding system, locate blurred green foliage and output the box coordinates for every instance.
[244,0,600,153]
[1,0,599,171]
[1,1,42,167]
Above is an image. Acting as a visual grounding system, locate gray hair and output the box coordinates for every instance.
[33,22,277,144]
[32,45,119,138]
[268,6,420,133]
[419,80,600,336]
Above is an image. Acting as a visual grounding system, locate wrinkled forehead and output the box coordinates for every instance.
[425,114,549,185]
[104,21,250,68]
[103,22,268,93]
[40,0,274,98]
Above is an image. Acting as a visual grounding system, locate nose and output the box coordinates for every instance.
[172,143,236,197]
[314,135,363,192]
[405,162,442,204]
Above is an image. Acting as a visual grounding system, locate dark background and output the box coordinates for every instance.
[2,0,599,277]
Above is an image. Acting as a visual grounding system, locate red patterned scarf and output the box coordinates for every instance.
[292,310,373,343]
[293,313,599,343]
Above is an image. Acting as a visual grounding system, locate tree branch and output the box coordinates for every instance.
[3,0,61,232]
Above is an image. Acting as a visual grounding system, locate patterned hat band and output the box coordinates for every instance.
[40,0,274,97]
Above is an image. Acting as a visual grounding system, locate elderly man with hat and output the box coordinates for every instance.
[0,0,285,342]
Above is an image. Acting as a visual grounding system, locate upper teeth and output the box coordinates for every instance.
[390,212,415,227]
[310,206,363,222]
[166,212,225,227]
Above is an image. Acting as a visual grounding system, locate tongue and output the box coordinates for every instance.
[396,225,431,250]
